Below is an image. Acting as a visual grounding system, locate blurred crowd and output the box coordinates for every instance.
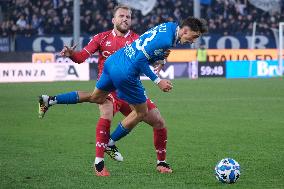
[0,0,283,37]
[203,0,284,36]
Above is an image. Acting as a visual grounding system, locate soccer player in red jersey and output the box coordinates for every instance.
[39,5,172,176]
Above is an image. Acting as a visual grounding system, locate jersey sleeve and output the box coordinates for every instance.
[70,34,101,63]
[70,50,90,63]
[83,34,101,55]
[138,60,159,82]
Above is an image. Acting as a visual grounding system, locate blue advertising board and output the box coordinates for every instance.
[15,35,91,52]
[15,33,277,52]
[226,60,283,79]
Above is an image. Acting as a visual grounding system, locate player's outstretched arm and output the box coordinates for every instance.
[138,59,172,92]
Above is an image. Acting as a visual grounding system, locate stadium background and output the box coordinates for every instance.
[1,0,284,188]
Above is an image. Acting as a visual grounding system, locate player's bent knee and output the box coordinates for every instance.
[100,110,113,120]
[97,98,107,104]
[89,96,106,104]
[155,117,165,129]
[100,115,113,120]
[137,110,148,120]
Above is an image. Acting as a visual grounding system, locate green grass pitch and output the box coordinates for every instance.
[1,78,284,188]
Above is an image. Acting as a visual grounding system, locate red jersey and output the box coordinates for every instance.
[70,29,139,78]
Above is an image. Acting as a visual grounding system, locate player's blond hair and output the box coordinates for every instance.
[113,5,132,16]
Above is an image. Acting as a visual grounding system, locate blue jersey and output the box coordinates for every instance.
[96,22,179,104]
[124,22,178,81]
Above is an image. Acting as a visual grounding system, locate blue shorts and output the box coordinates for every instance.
[96,49,147,104]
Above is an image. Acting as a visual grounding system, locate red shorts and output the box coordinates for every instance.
[108,92,157,116]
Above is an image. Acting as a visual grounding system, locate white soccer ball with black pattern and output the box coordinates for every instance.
[215,158,241,184]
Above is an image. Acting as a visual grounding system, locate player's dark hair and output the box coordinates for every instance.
[113,5,132,16]
[180,17,208,34]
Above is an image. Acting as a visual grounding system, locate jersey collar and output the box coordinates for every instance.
[112,29,131,38]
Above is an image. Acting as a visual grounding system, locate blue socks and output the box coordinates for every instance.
[55,91,79,104]
[110,122,130,142]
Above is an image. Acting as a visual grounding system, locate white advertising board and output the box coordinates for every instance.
[0,63,89,83]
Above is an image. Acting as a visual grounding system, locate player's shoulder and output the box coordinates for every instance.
[163,22,178,29]
[149,22,177,34]
[165,21,177,25]
[156,22,177,46]
[89,30,113,45]
[129,30,139,38]
[159,22,178,39]
[92,30,113,39]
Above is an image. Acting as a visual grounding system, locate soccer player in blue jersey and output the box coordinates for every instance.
[40,16,207,175]
[91,17,207,137]
[87,16,207,173]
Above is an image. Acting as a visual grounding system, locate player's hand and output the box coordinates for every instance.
[157,79,173,92]
[163,49,171,59]
[154,63,164,74]
[60,44,77,57]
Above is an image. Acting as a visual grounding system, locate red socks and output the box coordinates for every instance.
[96,118,168,162]
[153,127,167,161]
[96,118,111,158]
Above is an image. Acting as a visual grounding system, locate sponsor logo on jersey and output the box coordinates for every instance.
[106,41,111,46]
[102,51,113,58]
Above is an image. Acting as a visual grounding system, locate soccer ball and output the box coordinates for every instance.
[215,158,241,184]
